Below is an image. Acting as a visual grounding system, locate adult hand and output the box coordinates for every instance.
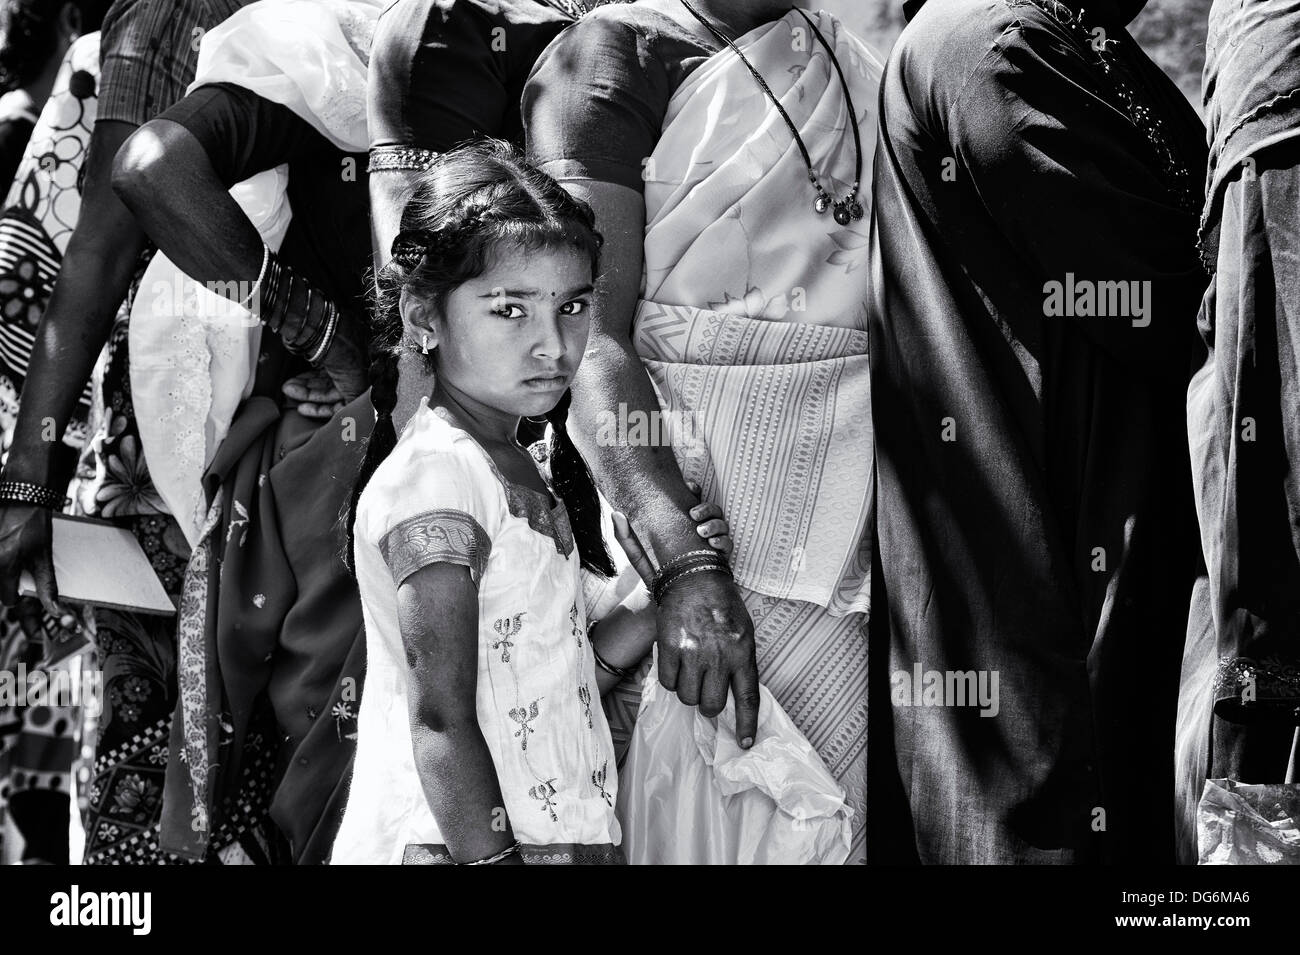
[656,569,759,746]
[282,370,345,419]
[614,479,732,587]
[0,504,67,621]
[315,312,369,403]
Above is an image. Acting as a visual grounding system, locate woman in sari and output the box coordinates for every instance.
[524,0,880,861]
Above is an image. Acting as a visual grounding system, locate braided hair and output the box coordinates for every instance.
[343,138,615,578]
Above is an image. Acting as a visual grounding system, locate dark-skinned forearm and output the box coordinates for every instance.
[409,718,517,863]
[6,122,148,485]
[114,119,263,292]
[569,331,708,567]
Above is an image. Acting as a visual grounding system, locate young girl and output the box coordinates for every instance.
[330,140,731,865]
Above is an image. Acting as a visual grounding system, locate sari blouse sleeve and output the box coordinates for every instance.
[156,82,319,187]
[369,0,554,154]
[522,11,670,192]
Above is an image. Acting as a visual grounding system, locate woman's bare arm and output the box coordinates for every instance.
[0,120,148,615]
[560,179,760,745]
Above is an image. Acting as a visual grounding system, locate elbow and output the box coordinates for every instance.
[410,701,478,736]
[110,123,169,215]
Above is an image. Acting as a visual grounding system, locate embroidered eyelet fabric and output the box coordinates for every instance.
[331,398,619,863]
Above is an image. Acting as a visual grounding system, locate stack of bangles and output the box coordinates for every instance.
[259,248,342,367]
[0,480,68,510]
[650,547,733,605]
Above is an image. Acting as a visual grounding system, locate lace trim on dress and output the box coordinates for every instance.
[379,507,492,587]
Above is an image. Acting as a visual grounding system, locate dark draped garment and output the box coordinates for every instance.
[867,0,1208,863]
[1175,0,1300,864]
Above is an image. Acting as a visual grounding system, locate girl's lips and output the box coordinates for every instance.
[523,374,568,389]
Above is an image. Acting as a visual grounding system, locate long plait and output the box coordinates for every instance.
[545,389,615,577]
[342,347,401,575]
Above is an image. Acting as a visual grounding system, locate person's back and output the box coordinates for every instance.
[868,0,1208,864]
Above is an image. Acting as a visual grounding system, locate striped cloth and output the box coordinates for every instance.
[97,0,251,126]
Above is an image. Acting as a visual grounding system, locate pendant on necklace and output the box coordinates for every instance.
[847,198,864,220]
[814,195,830,215]
[833,203,852,226]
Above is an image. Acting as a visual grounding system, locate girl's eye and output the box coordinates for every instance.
[559,299,589,316]
[492,303,526,319]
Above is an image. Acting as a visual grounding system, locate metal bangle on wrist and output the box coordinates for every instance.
[0,480,67,510]
[460,840,522,865]
[650,547,732,604]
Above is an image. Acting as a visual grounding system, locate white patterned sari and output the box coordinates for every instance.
[624,8,883,862]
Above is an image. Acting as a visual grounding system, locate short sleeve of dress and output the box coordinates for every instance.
[357,421,501,589]
[522,11,669,191]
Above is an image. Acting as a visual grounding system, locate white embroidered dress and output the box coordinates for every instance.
[331,399,622,864]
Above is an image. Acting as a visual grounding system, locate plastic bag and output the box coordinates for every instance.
[616,653,852,864]
[1198,778,1300,864]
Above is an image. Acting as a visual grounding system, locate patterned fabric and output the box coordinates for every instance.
[97,0,251,126]
[402,841,625,864]
[0,34,101,455]
[608,9,878,863]
[1197,779,1300,864]
[633,9,879,615]
[0,36,106,864]
[174,490,224,838]
[380,508,492,587]
[333,398,621,863]
[84,706,280,864]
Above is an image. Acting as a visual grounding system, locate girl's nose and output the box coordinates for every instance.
[532,313,566,359]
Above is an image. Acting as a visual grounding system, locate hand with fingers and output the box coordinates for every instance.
[0,504,70,624]
[620,480,760,748]
[613,479,733,586]
[282,370,347,420]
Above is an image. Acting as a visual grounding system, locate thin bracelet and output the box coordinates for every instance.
[653,562,732,605]
[654,557,730,595]
[461,841,522,865]
[658,549,722,573]
[235,243,270,310]
[593,645,633,680]
[650,549,730,600]
[306,307,338,365]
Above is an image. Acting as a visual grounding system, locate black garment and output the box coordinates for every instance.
[523,2,717,191]
[0,116,35,187]
[868,0,1207,863]
[369,0,572,153]
[159,82,370,319]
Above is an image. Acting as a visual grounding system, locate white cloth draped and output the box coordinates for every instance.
[129,0,381,545]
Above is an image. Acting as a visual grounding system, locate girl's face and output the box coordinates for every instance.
[421,242,595,421]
